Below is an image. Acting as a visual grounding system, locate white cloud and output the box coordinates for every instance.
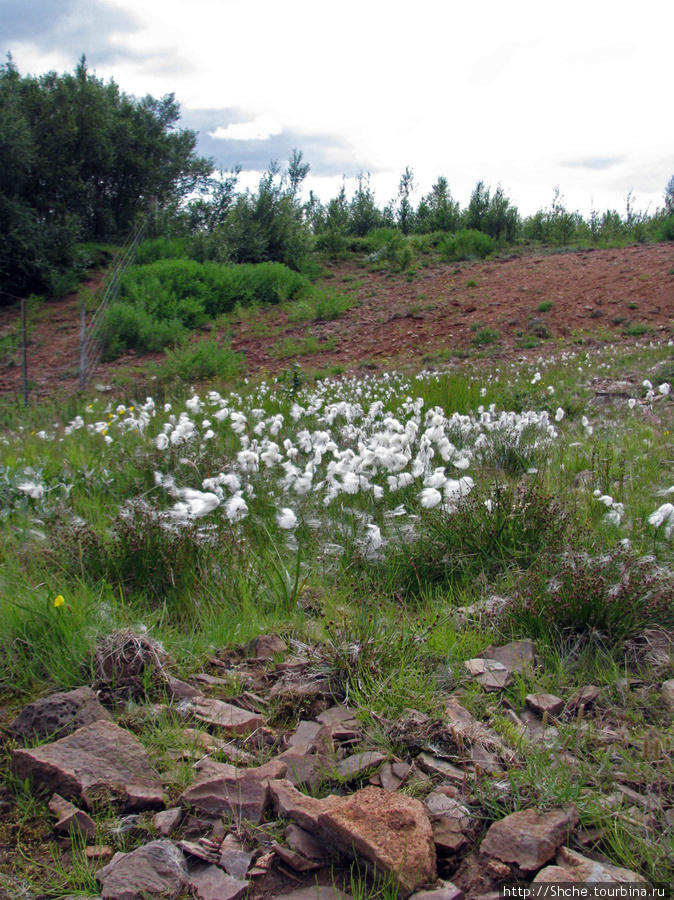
[209,116,283,142]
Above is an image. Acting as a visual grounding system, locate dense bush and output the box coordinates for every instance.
[103,259,311,356]
[438,229,495,261]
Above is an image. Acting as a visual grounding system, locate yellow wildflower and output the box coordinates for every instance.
[53,595,65,608]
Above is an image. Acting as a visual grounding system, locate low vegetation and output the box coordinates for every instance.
[0,334,673,891]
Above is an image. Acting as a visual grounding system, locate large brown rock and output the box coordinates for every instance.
[190,697,263,735]
[9,687,112,743]
[480,806,579,873]
[179,758,287,824]
[97,840,188,900]
[317,786,436,898]
[11,720,165,812]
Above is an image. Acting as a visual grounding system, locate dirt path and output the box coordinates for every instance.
[1,244,672,400]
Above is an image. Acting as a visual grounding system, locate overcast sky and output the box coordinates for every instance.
[3,0,672,217]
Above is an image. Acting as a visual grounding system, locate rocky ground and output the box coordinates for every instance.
[0,243,672,399]
[3,625,673,900]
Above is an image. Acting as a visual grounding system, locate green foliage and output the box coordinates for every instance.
[103,259,309,356]
[472,327,499,346]
[0,56,211,296]
[506,548,674,641]
[388,479,569,597]
[367,230,413,272]
[415,176,460,233]
[537,300,553,312]
[160,339,244,382]
[439,229,494,261]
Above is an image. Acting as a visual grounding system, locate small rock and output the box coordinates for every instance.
[269,778,341,831]
[220,842,254,880]
[10,687,112,743]
[179,758,286,824]
[188,862,249,900]
[285,823,331,860]
[163,674,201,701]
[97,840,188,900]
[49,794,96,840]
[270,675,334,716]
[525,693,565,717]
[552,846,644,883]
[464,658,512,690]
[566,685,601,715]
[379,760,410,791]
[416,753,467,784]
[443,698,511,760]
[286,719,330,753]
[271,840,322,871]
[480,640,537,675]
[480,805,579,872]
[85,846,114,862]
[316,705,359,728]
[410,882,464,900]
[152,807,183,837]
[251,634,287,659]
[661,679,674,713]
[276,888,347,900]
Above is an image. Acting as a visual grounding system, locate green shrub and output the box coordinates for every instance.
[439,229,494,262]
[104,259,310,357]
[160,340,244,382]
[537,300,553,312]
[472,327,499,346]
[506,549,674,641]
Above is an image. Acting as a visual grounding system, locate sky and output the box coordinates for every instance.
[3,0,672,218]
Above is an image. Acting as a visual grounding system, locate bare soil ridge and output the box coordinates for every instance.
[0,244,672,399]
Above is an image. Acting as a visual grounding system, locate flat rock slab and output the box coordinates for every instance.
[480,805,579,872]
[10,686,112,743]
[525,693,565,717]
[480,640,537,674]
[179,758,286,824]
[11,720,165,812]
[317,786,436,898]
[410,883,464,900]
[191,697,263,735]
[336,750,388,780]
[220,844,254,880]
[49,793,96,840]
[443,698,510,760]
[97,840,188,900]
[541,846,644,883]
[189,863,249,900]
[464,659,512,691]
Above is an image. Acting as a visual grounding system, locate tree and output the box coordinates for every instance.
[396,167,416,235]
[664,175,674,216]
[415,176,460,233]
[0,56,213,296]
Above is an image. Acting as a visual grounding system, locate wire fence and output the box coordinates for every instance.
[79,212,151,389]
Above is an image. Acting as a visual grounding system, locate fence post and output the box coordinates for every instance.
[21,297,28,406]
[80,300,86,390]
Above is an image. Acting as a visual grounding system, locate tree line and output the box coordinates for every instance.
[1,57,673,299]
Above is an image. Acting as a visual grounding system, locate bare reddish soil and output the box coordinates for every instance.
[1,244,672,400]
